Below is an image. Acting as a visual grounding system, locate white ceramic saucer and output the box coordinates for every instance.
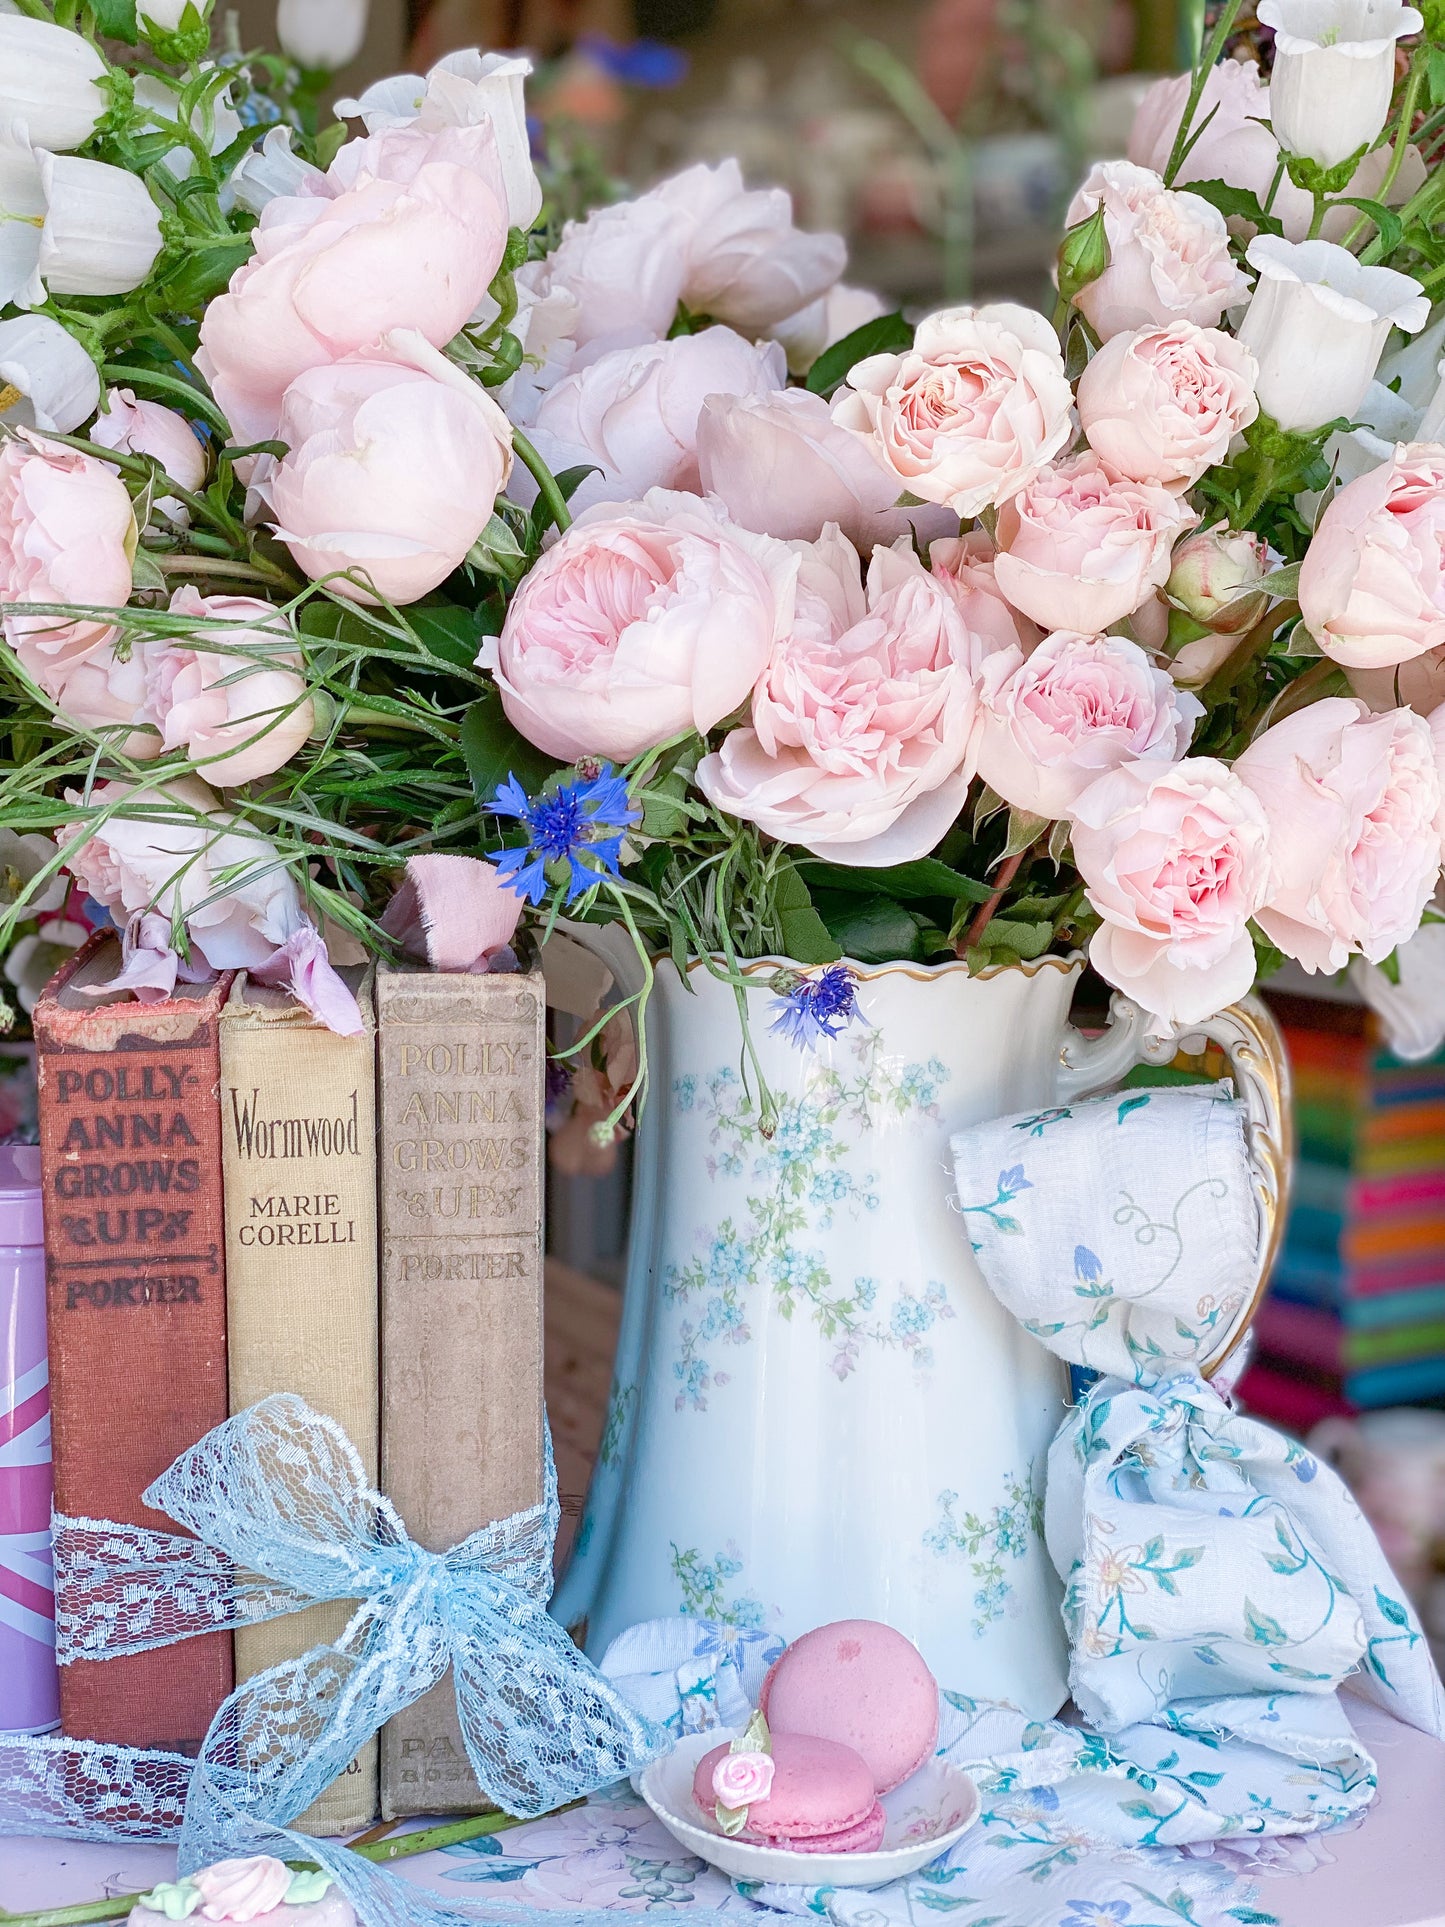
[639,1728,980,1890]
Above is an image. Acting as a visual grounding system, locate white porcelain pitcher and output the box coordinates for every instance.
[552,954,1289,1717]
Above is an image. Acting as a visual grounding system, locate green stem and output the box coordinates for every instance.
[1163,0,1244,187]
[1308,191,1328,239]
[1344,44,1427,251]
[153,554,299,590]
[106,362,231,437]
[511,429,572,534]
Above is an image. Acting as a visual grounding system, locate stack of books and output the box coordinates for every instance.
[32,932,546,1832]
[1239,990,1445,1428]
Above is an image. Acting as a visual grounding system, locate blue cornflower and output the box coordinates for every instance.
[489,765,638,904]
[768,964,859,1050]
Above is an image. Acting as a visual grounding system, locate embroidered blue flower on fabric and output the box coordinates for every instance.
[490,765,637,904]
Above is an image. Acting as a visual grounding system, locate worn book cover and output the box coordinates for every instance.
[219,969,379,1833]
[375,964,545,1817]
[35,933,234,1750]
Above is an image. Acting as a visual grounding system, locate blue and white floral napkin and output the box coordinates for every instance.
[951,1083,1260,1381]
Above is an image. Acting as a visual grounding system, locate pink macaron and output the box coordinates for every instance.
[759,1619,939,1794]
[692,1731,886,1853]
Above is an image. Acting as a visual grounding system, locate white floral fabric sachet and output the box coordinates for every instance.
[950,1082,1260,1380]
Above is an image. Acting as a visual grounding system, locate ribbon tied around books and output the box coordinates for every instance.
[0,1394,669,1926]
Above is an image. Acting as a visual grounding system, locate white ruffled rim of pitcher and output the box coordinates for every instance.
[681,950,1087,984]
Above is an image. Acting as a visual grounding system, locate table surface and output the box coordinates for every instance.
[4,1265,1444,1925]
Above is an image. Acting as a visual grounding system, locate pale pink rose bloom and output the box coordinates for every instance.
[524,326,785,514]
[713,1751,776,1809]
[831,303,1074,517]
[695,531,979,866]
[698,385,913,547]
[47,642,158,757]
[142,587,313,786]
[263,331,512,606]
[1127,60,1315,241]
[994,452,1197,635]
[772,283,889,377]
[1071,756,1271,1028]
[650,159,847,333]
[0,429,134,688]
[1234,698,1442,974]
[975,630,1202,821]
[1299,444,1445,669]
[1066,162,1251,341]
[482,487,795,762]
[1076,323,1259,490]
[191,1858,293,1924]
[196,121,509,444]
[522,198,691,353]
[90,388,207,522]
[58,776,312,970]
[928,533,1040,662]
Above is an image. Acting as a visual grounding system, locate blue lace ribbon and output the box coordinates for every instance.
[0,1395,682,1927]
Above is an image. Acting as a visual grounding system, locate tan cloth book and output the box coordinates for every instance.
[375,963,545,1818]
[220,969,379,1834]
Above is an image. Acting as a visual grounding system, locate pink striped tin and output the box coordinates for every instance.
[0,1143,59,1734]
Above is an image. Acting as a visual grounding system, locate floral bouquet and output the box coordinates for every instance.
[5,0,1445,1143]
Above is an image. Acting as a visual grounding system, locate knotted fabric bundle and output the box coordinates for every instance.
[0,1395,674,1927]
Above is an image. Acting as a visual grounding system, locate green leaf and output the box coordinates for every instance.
[1182,177,1284,237]
[408,601,499,669]
[975,916,1052,960]
[805,312,914,397]
[1332,197,1404,255]
[773,860,843,966]
[150,237,255,312]
[94,0,139,42]
[459,687,562,805]
[815,891,935,963]
[796,856,992,905]
[1430,44,1445,107]
[1002,807,1050,861]
[530,463,599,542]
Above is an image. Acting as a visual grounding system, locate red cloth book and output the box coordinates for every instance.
[34,933,234,1750]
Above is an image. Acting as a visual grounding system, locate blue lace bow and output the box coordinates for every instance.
[0,1394,669,1909]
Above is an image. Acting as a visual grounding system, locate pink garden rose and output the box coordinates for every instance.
[524,326,785,514]
[197,121,509,443]
[1076,323,1259,490]
[263,331,512,605]
[975,629,1202,820]
[697,385,912,547]
[695,530,979,865]
[1298,445,1445,669]
[518,198,689,354]
[1234,698,1442,973]
[91,388,207,523]
[0,430,134,690]
[1065,162,1251,342]
[994,452,1197,635]
[928,533,1039,661]
[191,1858,293,1924]
[650,159,847,334]
[1070,756,1271,1028]
[831,303,1074,517]
[45,642,155,755]
[143,588,313,785]
[483,487,794,762]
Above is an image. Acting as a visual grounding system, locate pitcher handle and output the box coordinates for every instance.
[1058,991,1294,1377]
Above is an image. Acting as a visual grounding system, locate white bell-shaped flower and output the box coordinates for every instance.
[275,0,369,72]
[0,313,100,432]
[0,16,108,154]
[1239,234,1428,432]
[1258,1,1423,170]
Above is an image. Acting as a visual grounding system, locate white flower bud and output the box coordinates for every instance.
[0,17,108,154]
[1258,1,1422,171]
[37,153,164,297]
[275,0,369,72]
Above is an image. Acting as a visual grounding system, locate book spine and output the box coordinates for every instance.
[219,971,380,1835]
[35,935,233,1750]
[375,965,545,1818]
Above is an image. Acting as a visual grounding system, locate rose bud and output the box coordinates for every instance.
[1166,526,1273,636]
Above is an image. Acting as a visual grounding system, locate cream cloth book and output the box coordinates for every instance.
[220,968,379,1834]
